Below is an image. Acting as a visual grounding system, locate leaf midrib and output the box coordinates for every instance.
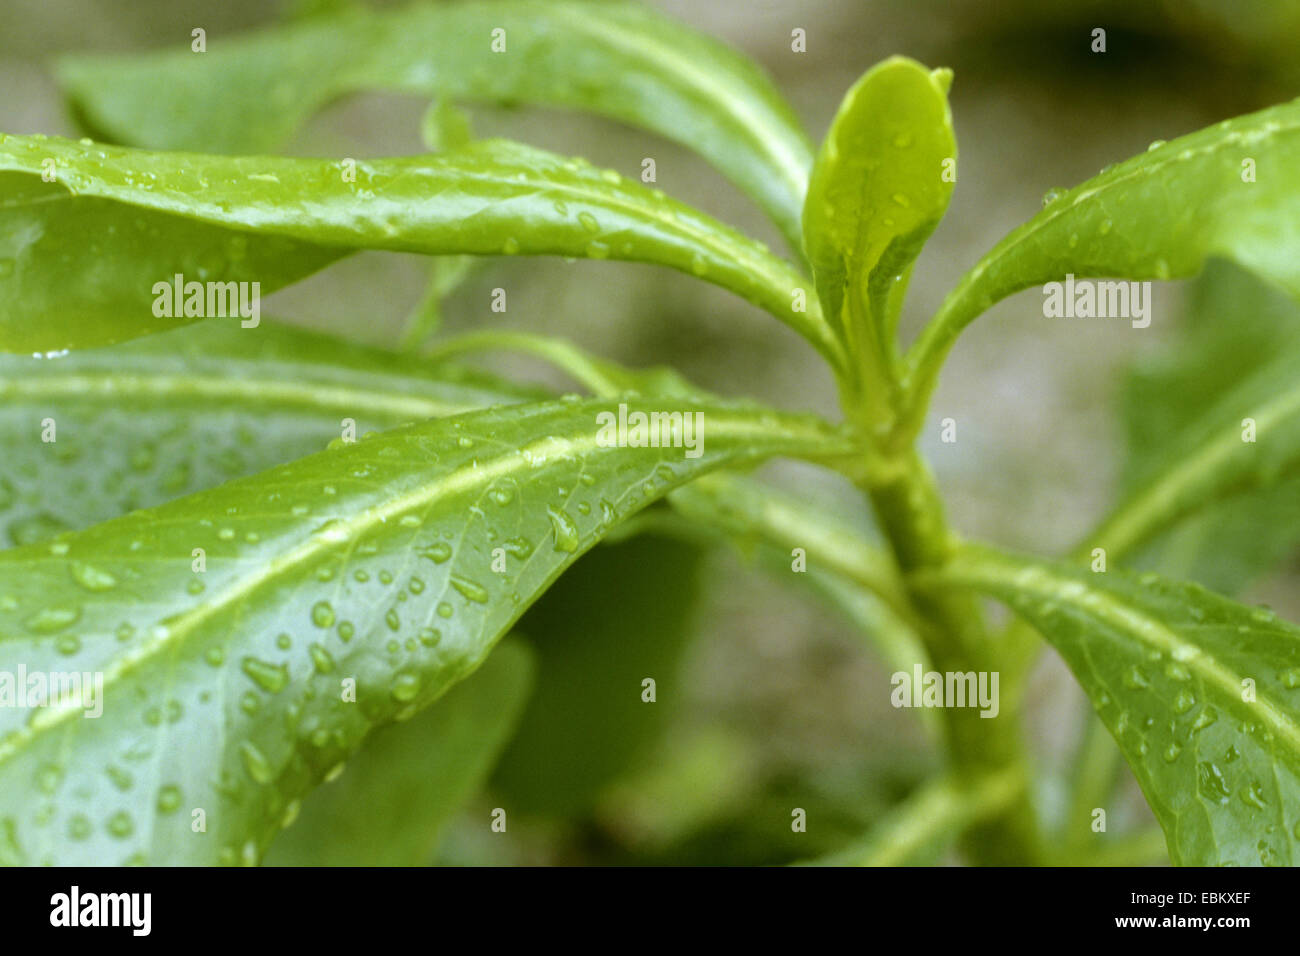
[0,370,478,420]
[551,4,810,204]
[1088,378,1300,559]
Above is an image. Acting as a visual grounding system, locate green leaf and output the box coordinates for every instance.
[56,0,814,249]
[492,534,703,816]
[0,319,539,545]
[263,637,534,866]
[0,135,836,365]
[1113,261,1300,592]
[905,97,1300,433]
[0,397,849,864]
[1085,344,1300,579]
[802,57,955,416]
[926,544,1300,866]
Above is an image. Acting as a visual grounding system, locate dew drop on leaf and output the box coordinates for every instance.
[157,785,182,814]
[68,815,92,840]
[24,606,81,634]
[106,811,134,839]
[308,643,335,674]
[547,507,580,553]
[241,657,288,693]
[450,575,489,603]
[391,673,421,702]
[310,601,335,628]
[239,742,274,784]
[420,542,452,564]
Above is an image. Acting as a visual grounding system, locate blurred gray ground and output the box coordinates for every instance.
[3,0,1297,859]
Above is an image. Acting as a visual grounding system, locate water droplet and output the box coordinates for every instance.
[450,575,489,603]
[1172,690,1196,714]
[547,507,579,553]
[24,607,80,634]
[157,785,182,814]
[1251,606,1276,625]
[107,811,134,838]
[1192,707,1219,733]
[68,814,93,840]
[36,764,62,794]
[385,608,401,631]
[420,542,453,564]
[311,601,335,628]
[1240,780,1268,809]
[1196,761,1230,803]
[503,536,533,559]
[1042,187,1066,207]
[502,237,520,255]
[241,657,288,694]
[392,673,421,702]
[418,627,440,647]
[1162,742,1182,763]
[1123,665,1149,690]
[309,643,335,673]
[577,211,600,233]
[106,765,133,791]
[1146,139,1166,152]
[239,741,274,784]
[436,602,453,619]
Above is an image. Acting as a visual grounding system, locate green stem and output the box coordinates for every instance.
[1063,710,1126,849]
[862,448,1044,864]
[806,768,1024,866]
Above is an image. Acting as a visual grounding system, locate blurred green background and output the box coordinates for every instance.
[4,0,1299,864]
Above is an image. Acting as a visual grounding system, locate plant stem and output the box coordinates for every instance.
[806,767,1023,866]
[1063,708,1126,848]
[862,447,1045,864]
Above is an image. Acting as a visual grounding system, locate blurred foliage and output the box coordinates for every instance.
[491,534,704,817]
[265,638,535,866]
